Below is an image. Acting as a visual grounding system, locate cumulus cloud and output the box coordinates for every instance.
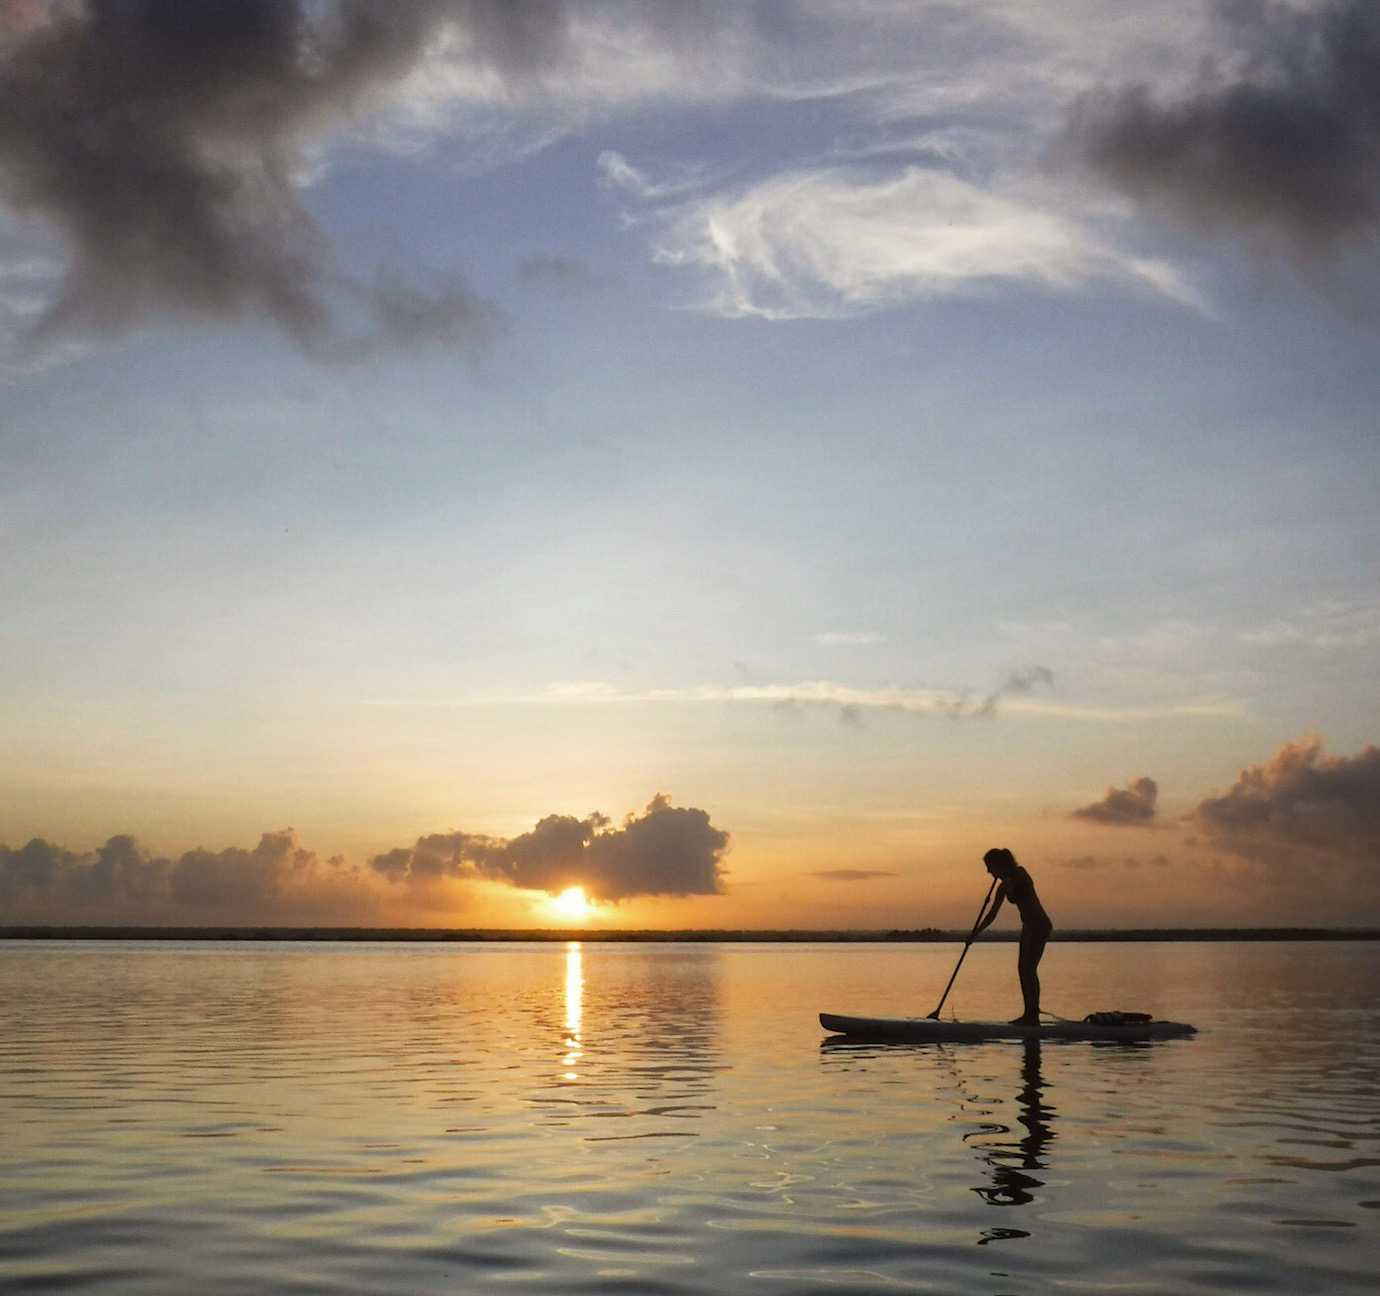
[0,829,369,924]
[371,794,729,901]
[1062,0,1380,257]
[1073,775,1159,826]
[0,0,750,355]
[638,163,1202,319]
[1191,736,1380,879]
[0,799,731,923]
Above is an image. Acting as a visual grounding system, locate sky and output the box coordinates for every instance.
[2,0,1379,930]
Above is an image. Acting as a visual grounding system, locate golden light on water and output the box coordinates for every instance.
[563,941,583,1081]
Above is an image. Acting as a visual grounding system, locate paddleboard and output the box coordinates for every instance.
[819,1012,1196,1042]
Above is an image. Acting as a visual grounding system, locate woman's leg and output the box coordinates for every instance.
[1016,926,1049,1022]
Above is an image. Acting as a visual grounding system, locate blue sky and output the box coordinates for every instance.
[2,1,1378,928]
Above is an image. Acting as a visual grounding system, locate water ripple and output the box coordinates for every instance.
[1,939,1378,1294]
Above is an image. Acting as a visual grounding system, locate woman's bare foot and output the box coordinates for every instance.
[1009,1014,1041,1025]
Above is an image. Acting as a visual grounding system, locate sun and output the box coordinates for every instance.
[549,886,592,922]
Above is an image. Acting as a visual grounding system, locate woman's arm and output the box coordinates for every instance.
[972,883,1006,935]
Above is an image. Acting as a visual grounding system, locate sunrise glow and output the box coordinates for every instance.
[549,886,593,923]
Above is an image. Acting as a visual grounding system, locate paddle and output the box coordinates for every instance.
[927,877,997,1020]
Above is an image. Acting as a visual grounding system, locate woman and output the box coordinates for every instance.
[972,847,1053,1024]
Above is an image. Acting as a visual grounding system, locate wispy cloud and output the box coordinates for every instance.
[809,868,897,882]
[597,149,723,202]
[1058,855,1108,870]
[637,164,1204,319]
[1057,852,1168,871]
[366,677,1243,724]
[1242,601,1380,650]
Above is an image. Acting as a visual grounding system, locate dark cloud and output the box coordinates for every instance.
[0,836,80,899]
[0,797,731,921]
[975,665,1055,718]
[1072,776,1159,827]
[170,829,318,909]
[372,794,729,901]
[0,0,712,353]
[1191,736,1380,878]
[333,267,507,359]
[931,666,1056,722]
[1062,0,1380,256]
[71,833,169,907]
[0,828,369,923]
[471,813,599,894]
[809,869,896,882]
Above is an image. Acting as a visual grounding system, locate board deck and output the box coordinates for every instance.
[819,1012,1197,1042]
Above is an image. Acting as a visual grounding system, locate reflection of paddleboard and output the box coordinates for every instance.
[819,1012,1197,1042]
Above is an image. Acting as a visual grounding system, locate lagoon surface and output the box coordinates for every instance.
[3,940,1378,1294]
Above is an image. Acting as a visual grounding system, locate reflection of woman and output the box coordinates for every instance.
[972,847,1053,1024]
[974,1040,1055,1210]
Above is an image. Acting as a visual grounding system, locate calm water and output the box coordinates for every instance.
[2,940,1378,1294]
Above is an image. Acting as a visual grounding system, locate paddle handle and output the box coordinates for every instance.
[927,876,997,1020]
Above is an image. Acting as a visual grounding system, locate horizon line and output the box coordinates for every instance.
[4,925,1378,943]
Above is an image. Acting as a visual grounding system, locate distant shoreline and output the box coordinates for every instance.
[3,926,1378,943]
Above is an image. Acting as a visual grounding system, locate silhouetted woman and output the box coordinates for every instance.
[972,847,1052,1024]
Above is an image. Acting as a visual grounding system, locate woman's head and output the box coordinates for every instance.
[983,847,1016,877]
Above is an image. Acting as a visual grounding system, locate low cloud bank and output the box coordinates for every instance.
[1,794,729,924]
[0,830,370,925]
[1072,776,1158,826]
[372,794,729,901]
[1068,737,1380,915]
[1191,736,1380,879]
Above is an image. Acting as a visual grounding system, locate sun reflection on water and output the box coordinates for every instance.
[563,941,582,1080]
